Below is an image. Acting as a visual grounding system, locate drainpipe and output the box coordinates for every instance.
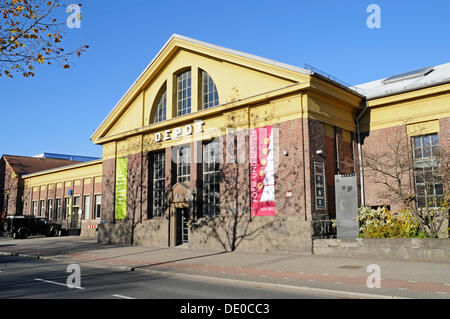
[355,98,368,207]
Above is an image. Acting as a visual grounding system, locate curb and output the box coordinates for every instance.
[0,250,411,299]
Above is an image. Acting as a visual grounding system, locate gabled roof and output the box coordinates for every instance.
[353,62,450,99]
[1,155,80,177]
[90,34,313,142]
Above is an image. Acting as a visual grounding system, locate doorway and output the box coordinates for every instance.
[176,208,189,245]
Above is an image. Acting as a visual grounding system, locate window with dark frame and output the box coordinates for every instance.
[314,162,326,209]
[201,70,219,109]
[177,70,191,116]
[203,140,221,217]
[412,133,443,208]
[152,151,166,217]
[176,145,191,183]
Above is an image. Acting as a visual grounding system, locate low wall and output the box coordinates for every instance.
[313,238,450,263]
[98,215,313,254]
[190,215,313,254]
[79,220,100,239]
[97,219,170,247]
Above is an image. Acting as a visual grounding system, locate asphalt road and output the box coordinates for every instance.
[0,255,329,299]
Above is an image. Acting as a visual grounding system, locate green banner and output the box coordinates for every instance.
[115,157,128,220]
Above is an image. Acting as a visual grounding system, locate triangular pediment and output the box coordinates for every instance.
[91,34,312,143]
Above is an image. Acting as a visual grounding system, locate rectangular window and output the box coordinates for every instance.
[413,133,442,208]
[56,198,62,220]
[95,195,101,219]
[84,195,91,220]
[177,71,191,116]
[40,200,45,217]
[176,145,191,183]
[203,140,221,217]
[314,162,326,209]
[32,201,37,216]
[152,151,166,217]
[48,199,53,221]
[64,197,70,220]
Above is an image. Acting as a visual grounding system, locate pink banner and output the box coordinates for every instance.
[250,125,275,216]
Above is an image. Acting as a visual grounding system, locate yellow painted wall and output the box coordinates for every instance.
[360,83,450,132]
[105,49,299,138]
[24,161,102,188]
[108,92,144,136]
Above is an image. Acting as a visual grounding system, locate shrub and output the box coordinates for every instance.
[358,206,429,238]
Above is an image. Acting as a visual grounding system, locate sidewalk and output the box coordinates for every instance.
[0,236,449,299]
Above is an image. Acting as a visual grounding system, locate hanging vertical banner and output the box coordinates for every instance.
[115,157,128,220]
[250,125,275,216]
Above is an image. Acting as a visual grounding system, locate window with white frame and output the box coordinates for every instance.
[32,201,37,216]
[176,70,191,116]
[176,145,191,183]
[412,133,443,208]
[152,151,166,217]
[48,199,53,220]
[56,198,62,220]
[40,200,45,217]
[95,195,101,219]
[154,90,166,123]
[202,139,221,217]
[84,195,91,220]
[201,70,219,109]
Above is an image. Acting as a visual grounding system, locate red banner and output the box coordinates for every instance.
[250,125,275,216]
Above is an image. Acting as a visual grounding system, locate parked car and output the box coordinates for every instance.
[2,215,62,239]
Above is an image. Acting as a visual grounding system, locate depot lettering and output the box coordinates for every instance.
[154,120,204,143]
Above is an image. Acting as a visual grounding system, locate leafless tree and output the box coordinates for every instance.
[362,128,449,238]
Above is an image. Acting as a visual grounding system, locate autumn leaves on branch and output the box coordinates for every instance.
[0,0,88,77]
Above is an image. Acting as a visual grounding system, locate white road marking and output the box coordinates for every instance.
[112,294,136,299]
[436,292,447,295]
[35,278,85,290]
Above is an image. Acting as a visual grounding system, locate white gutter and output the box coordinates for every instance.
[355,99,368,207]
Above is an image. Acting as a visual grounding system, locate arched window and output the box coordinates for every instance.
[154,90,166,123]
[201,70,219,109]
[177,70,191,116]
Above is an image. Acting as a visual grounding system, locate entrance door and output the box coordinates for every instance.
[176,208,189,245]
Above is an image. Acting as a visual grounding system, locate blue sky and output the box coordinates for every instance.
[1,0,449,158]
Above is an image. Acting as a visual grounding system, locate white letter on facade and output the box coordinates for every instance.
[164,130,171,141]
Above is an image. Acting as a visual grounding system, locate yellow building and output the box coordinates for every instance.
[11,35,449,248]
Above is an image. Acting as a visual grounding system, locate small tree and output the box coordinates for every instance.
[362,128,449,238]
